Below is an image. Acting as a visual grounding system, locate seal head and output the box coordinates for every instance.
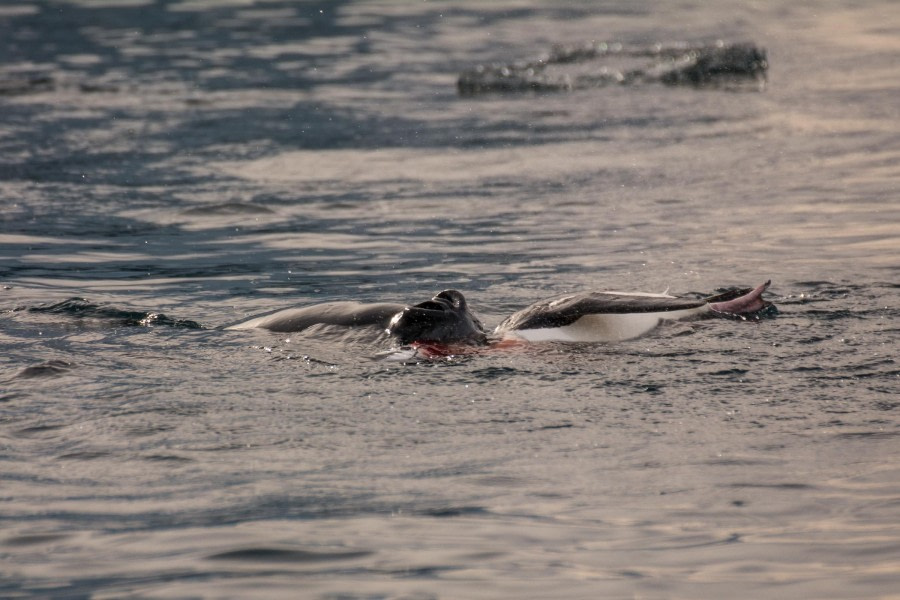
[387,290,488,346]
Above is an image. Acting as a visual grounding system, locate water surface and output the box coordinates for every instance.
[1,1,898,598]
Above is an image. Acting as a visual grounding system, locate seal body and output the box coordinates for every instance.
[227,302,405,332]
[228,289,488,346]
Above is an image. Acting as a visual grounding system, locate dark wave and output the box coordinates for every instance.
[207,547,372,563]
[14,360,73,379]
[180,202,276,216]
[26,298,203,329]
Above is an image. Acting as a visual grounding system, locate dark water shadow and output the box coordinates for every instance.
[207,547,372,563]
[25,298,203,329]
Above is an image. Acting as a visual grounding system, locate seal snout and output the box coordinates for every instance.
[412,290,466,312]
[434,290,467,308]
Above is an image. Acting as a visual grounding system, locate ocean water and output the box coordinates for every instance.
[1,1,898,598]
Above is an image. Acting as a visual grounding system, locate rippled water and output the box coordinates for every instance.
[1,1,898,598]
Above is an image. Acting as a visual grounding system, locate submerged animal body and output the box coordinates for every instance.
[229,282,772,350]
[227,301,405,332]
[227,290,487,345]
[457,41,767,95]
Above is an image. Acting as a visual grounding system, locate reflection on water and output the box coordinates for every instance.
[1,0,898,598]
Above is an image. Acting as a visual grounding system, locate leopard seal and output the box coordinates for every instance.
[227,301,406,333]
[228,289,487,345]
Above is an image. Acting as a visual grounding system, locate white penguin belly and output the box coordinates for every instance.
[504,305,709,343]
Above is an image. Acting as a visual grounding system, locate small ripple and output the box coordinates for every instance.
[726,482,815,490]
[471,475,524,488]
[470,366,521,379]
[420,506,489,518]
[640,532,742,551]
[12,424,66,439]
[703,457,779,466]
[206,547,372,563]
[3,533,70,547]
[125,424,174,437]
[180,202,275,216]
[141,454,193,463]
[385,564,460,579]
[529,422,575,431]
[704,368,749,376]
[617,569,648,579]
[804,309,866,321]
[833,431,899,440]
[56,450,110,461]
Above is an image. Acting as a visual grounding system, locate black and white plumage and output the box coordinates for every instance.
[495,284,767,343]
